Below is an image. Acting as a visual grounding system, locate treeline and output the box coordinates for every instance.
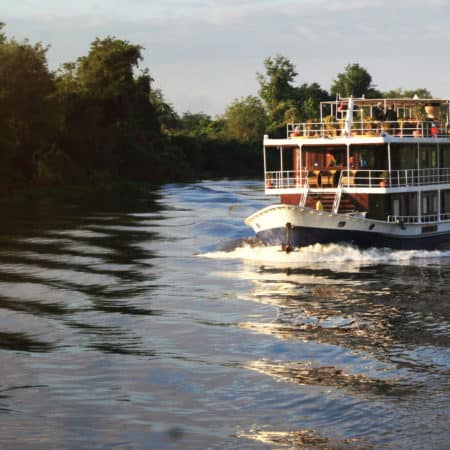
[0,23,432,192]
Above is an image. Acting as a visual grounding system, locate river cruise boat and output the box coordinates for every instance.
[245,96,450,250]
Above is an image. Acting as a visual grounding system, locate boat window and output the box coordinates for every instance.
[420,144,438,169]
[441,190,450,214]
[369,224,375,230]
[390,143,418,170]
[349,144,387,170]
[422,191,437,215]
[338,221,346,227]
[440,143,450,167]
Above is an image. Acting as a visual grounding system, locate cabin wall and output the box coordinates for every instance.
[368,194,388,220]
[349,193,369,210]
[281,194,301,205]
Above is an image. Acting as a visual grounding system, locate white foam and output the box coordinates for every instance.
[201,242,450,267]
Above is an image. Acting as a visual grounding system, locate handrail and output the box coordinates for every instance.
[287,120,450,139]
[332,175,343,213]
[387,214,450,224]
[341,168,450,187]
[264,168,450,191]
[299,186,309,207]
[265,169,308,191]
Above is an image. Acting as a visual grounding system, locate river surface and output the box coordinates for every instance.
[0,180,449,449]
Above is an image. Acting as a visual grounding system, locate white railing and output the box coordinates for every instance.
[287,120,450,139]
[265,170,308,190]
[341,168,450,187]
[265,168,450,191]
[332,182,343,214]
[387,214,450,224]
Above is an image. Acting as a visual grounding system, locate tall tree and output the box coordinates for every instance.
[257,55,298,112]
[257,55,299,135]
[0,28,55,185]
[294,82,330,121]
[331,63,381,98]
[223,96,267,142]
[55,36,161,180]
[257,55,331,133]
[149,87,180,133]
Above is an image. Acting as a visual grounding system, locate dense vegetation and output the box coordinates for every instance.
[0,23,432,193]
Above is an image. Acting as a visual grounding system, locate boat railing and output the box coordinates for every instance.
[265,169,308,191]
[342,168,450,187]
[287,120,450,139]
[387,214,450,224]
[265,168,450,191]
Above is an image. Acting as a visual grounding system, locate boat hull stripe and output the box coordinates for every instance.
[256,226,450,250]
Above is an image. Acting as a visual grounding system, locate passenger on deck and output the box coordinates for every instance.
[385,105,398,133]
[431,121,439,137]
[315,197,324,211]
[374,102,385,121]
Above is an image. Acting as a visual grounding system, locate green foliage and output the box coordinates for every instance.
[0,22,5,43]
[149,88,180,133]
[0,32,55,186]
[383,88,432,99]
[257,55,298,110]
[0,22,439,194]
[177,112,216,138]
[257,55,300,135]
[331,63,381,98]
[295,82,331,120]
[257,56,330,134]
[53,36,161,183]
[76,37,143,99]
[222,96,267,142]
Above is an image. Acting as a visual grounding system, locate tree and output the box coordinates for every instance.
[222,96,267,142]
[149,87,180,133]
[0,22,5,43]
[294,82,330,120]
[257,55,298,112]
[257,55,299,134]
[383,88,432,99]
[76,37,143,100]
[0,31,55,185]
[53,36,162,182]
[331,63,381,98]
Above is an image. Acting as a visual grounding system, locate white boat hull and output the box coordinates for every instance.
[245,204,450,249]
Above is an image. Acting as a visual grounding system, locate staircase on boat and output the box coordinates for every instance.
[305,193,364,213]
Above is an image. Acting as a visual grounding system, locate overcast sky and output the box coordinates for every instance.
[2,0,450,115]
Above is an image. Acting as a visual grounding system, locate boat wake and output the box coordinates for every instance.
[201,239,450,268]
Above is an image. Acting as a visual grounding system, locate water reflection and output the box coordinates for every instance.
[245,359,420,397]
[227,263,450,372]
[238,428,371,449]
[0,191,164,357]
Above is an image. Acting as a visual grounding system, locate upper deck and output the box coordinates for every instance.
[283,97,450,142]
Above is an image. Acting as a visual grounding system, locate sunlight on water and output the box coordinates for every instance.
[202,241,450,268]
[1,180,449,449]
